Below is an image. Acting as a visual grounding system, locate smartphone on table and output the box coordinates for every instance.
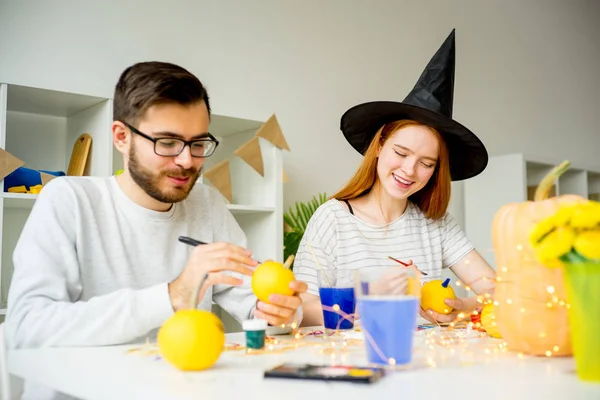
[264,363,384,384]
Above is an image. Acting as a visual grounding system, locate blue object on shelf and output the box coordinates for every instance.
[3,166,65,192]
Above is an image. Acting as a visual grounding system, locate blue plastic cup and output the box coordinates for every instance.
[354,267,421,366]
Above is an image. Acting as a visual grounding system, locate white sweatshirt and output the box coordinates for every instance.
[5,176,259,399]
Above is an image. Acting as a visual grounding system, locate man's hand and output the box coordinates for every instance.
[168,242,258,311]
[254,281,308,326]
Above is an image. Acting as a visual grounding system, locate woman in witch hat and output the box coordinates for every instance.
[294,29,497,326]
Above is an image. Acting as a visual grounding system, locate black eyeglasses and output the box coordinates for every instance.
[123,122,219,158]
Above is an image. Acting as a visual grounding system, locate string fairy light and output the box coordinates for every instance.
[125,310,513,371]
[465,243,573,358]
[416,246,572,361]
[126,242,572,371]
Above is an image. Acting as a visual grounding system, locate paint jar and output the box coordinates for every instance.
[243,319,268,351]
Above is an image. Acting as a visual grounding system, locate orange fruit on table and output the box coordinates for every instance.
[420,278,456,315]
[252,260,295,303]
[480,303,502,338]
[157,309,225,371]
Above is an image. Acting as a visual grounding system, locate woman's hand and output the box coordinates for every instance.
[419,297,474,324]
[418,249,496,324]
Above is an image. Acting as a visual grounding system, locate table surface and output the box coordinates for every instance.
[7,326,600,400]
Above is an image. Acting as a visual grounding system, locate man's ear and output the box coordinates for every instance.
[112,121,130,153]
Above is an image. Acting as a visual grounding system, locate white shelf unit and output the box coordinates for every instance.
[202,115,284,332]
[464,153,600,269]
[0,84,284,332]
[0,83,112,322]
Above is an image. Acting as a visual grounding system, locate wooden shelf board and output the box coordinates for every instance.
[1,192,37,208]
[227,204,275,215]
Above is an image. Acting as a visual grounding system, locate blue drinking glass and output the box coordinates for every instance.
[317,269,356,334]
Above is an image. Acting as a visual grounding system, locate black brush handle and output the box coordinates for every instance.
[178,236,262,263]
[178,236,207,247]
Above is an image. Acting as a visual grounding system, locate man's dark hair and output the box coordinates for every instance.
[113,61,211,124]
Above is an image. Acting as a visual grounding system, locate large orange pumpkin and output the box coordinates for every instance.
[491,161,587,356]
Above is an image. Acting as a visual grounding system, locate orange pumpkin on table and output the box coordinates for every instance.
[492,161,587,356]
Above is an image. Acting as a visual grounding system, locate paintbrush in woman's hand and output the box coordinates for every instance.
[388,256,428,276]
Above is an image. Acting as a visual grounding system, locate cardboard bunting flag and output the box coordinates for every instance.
[0,148,26,181]
[234,136,264,177]
[203,159,232,203]
[195,113,291,202]
[40,172,57,186]
[255,114,290,151]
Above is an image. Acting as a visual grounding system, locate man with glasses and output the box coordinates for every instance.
[6,61,307,399]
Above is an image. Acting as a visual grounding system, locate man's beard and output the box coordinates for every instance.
[128,143,202,204]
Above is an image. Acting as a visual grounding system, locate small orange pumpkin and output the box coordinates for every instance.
[492,161,587,356]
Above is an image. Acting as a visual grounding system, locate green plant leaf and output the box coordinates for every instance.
[301,203,311,228]
[283,192,328,270]
[283,213,295,228]
[296,203,305,227]
[295,203,305,229]
[283,231,304,266]
[288,203,302,230]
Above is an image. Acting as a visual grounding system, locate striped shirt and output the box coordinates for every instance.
[293,199,474,295]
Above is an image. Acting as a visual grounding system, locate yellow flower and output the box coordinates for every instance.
[529,216,556,245]
[529,204,580,246]
[570,201,600,229]
[529,200,600,267]
[534,226,575,262]
[573,231,600,260]
[553,204,578,226]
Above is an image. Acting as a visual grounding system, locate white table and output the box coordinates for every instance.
[7,327,600,400]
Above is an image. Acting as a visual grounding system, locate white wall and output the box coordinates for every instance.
[0,0,598,226]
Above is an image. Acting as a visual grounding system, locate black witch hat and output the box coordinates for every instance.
[340,29,488,181]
